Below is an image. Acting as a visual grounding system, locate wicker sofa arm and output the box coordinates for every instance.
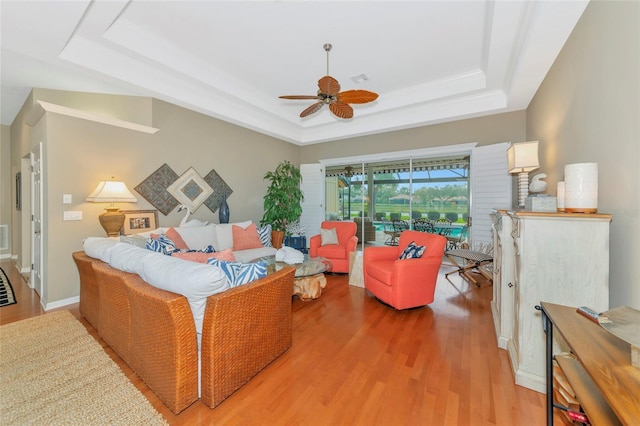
[125,274,199,414]
[200,266,295,408]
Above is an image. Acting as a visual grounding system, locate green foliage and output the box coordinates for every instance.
[260,161,304,233]
[445,212,459,223]
[411,210,423,220]
[427,211,441,221]
[390,212,401,221]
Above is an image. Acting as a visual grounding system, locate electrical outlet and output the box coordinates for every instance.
[63,194,72,204]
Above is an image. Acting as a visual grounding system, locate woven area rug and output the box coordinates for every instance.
[0,267,17,307]
[0,310,167,425]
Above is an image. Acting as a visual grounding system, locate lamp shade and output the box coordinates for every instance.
[507,141,540,173]
[86,181,137,203]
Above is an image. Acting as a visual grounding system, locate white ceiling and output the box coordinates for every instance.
[1,1,588,145]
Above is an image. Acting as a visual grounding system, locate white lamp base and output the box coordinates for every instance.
[517,171,529,208]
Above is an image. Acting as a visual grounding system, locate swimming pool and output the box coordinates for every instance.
[373,222,465,238]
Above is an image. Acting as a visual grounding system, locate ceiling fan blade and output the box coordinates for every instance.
[279,95,320,100]
[318,75,341,95]
[300,102,324,118]
[329,101,353,119]
[338,90,379,104]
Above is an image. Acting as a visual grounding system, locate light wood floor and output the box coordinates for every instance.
[0,259,562,425]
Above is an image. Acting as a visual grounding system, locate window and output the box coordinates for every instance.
[325,156,470,236]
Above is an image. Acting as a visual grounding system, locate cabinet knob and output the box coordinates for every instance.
[507,282,514,288]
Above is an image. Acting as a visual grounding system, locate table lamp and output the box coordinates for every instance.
[87,180,137,236]
[507,141,540,208]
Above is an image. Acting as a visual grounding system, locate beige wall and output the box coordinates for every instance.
[0,125,11,258]
[9,91,297,306]
[527,1,640,309]
[300,111,526,163]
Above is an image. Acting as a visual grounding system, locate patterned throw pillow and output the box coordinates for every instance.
[146,234,179,255]
[258,224,272,247]
[207,258,267,287]
[398,241,426,260]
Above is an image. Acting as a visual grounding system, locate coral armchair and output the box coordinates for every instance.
[309,221,358,273]
[363,230,446,309]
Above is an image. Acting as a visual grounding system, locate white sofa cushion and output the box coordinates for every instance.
[174,224,217,250]
[139,251,230,335]
[83,237,119,263]
[232,246,277,263]
[109,242,154,274]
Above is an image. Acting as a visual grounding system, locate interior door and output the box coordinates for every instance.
[299,163,325,248]
[30,142,44,297]
[469,142,512,248]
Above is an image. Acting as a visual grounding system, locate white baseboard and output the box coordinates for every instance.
[44,296,80,311]
[0,253,12,260]
[515,370,546,394]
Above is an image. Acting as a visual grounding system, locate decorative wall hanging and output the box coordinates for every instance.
[167,167,214,213]
[134,163,180,216]
[135,164,233,216]
[203,169,233,215]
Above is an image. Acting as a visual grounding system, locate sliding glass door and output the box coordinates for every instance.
[325,156,470,244]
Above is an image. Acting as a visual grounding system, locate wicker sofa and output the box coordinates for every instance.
[73,240,294,414]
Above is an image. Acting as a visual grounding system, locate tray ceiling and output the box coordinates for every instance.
[0,1,588,145]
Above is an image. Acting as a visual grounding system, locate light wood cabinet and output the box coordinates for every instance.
[491,211,612,393]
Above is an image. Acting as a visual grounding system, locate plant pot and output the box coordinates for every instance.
[271,230,284,249]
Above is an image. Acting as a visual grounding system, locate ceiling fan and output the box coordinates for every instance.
[279,43,379,119]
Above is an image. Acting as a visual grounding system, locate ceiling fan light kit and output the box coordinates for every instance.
[279,43,378,119]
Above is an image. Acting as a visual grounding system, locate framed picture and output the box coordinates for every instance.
[120,210,159,235]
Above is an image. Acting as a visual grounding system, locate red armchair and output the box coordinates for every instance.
[309,221,358,273]
[363,230,446,309]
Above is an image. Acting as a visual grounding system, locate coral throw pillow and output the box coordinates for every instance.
[172,248,236,264]
[232,223,263,250]
[165,227,190,250]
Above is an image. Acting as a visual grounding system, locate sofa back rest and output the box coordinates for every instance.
[92,261,133,364]
[72,251,101,330]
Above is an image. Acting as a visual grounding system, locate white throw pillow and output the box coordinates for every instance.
[320,227,339,245]
[83,237,119,263]
[174,224,217,250]
[139,252,230,335]
[213,221,252,251]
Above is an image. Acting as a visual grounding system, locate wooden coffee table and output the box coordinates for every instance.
[254,255,332,301]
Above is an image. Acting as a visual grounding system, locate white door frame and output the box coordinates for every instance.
[30,142,44,301]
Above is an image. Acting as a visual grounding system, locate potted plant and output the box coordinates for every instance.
[260,160,304,248]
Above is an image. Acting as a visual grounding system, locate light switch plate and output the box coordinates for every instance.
[63,211,82,221]
[63,194,72,204]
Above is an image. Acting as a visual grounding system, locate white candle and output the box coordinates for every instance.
[564,163,598,213]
